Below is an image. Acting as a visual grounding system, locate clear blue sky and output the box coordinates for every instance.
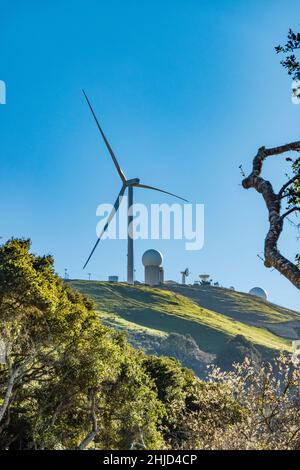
[1,0,299,311]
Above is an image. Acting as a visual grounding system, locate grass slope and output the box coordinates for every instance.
[69,281,293,355]
[165,285,299,325]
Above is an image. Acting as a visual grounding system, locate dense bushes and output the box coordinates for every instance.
[215,334,262,371]
[184,355,300,450]
[127,331,213,377]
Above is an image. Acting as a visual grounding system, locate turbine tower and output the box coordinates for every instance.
[82,90,188,283]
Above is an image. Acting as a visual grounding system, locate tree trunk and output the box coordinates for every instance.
[77,392,99,450]
[242,144,300,289]
[0,367,18,423]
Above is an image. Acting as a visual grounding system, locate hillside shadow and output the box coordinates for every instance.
[115,307,228,354]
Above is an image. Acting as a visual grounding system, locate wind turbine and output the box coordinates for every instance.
[82,90,188,284]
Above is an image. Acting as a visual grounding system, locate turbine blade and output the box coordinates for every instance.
[82,90,126,183]
[83,185,126,269]
[134,183,188,202]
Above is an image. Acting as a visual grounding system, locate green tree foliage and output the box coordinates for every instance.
[276,29,300,80]
[144,356,244,449]
[0,239,164,449]
[143,355,196,447]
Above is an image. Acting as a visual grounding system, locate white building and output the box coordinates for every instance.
[142,249,163,286]
[249,287,268,300]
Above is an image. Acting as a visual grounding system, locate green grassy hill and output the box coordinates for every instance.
[69,281,298,357]
[166,284,299,325]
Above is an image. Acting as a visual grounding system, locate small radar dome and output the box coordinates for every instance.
[249,287,268,300]
[142,249,163,267]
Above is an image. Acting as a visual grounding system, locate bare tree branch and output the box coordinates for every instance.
[242,143,300,289]
[264,141,300,156]
[0,367,18,423]
[282,207,300,219]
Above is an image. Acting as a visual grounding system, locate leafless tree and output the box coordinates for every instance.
[242,142,300,289]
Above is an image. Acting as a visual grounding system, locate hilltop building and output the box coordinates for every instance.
[142,249,163,286]
[199,274,211,286]
[249,287,268,300]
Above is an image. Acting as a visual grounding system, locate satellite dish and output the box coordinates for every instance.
[199,274,211,285]
[180,268,190,285]
[181,268,189,276]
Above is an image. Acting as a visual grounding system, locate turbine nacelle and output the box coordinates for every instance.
[125,178,140,186]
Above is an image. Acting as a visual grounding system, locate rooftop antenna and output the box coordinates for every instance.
[82,90,188,284]
[180,268,190,285]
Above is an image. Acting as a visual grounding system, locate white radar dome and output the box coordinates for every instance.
[249,287,268,300]
[142,249,163,267]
